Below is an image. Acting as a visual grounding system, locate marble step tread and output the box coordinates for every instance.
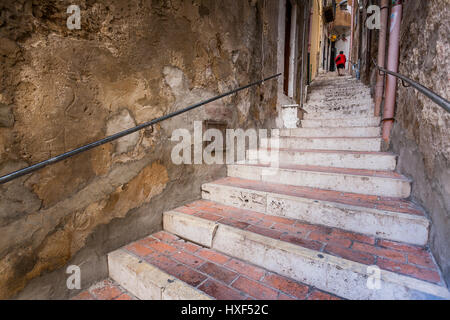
[227,161,411,198]
[165,206,449,299]
[202,177,428,245]
[108,231,343,300]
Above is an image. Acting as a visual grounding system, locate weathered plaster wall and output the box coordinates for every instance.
[389,0,450,286]
[0,0,280,299]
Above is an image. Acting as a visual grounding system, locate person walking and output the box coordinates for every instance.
[335,51,347,76]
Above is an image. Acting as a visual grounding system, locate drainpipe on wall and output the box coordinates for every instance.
[349,0,355,72]
[374,0,389,116]
[382,0,402,143]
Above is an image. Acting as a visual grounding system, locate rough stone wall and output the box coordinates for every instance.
[389,0,450,286]
[0,0,280,299]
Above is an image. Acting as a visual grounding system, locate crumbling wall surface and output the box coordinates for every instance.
[0,0,279,299]
[390,0,450,286]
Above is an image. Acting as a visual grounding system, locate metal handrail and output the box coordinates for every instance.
[372,60,450,113]
[0,73,281,185]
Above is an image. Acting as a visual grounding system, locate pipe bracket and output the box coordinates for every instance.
[381,117,396,123]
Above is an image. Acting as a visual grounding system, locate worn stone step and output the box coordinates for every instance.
[310,80,360,88]
[108,249,211,300]
[201,177,429,245]
[304,101,373,112]
[70,278,140,301]
[303,106,373,117]
[309,84,369,92]
[308,95,371,103]
[304,104,373,114]
[303,108,373,120]
[307,95,372,105]
[311,75,354,82]
[278,126,381,138]
[308,88,371,95]
[301,117,381,128]
[164,207,449,300]
[310,83,362,89]
[71,279,138,300]
[311,87,369,93]
[308,91,371,99]
[306,95,372,103]
[310,88,369,95]
[109,231,343,300]
[312,75,355,80]
[309,85,370,92]
[260,136,382,152]
[227,163,411,198]
[247,148,396,170]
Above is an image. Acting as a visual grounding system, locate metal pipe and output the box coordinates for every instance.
[374,0,389,116]
[374,63,450,113]
[382,0,402,143]
[349,0,355,72]
[0,74,281,185]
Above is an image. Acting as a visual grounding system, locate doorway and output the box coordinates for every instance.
[330,41,336,72]
[283,0,292,95]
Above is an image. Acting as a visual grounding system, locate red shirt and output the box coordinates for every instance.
[335,54,346,66]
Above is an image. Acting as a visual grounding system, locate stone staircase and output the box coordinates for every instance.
[74,74,450,300]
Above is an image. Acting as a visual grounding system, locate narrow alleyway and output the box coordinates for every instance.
[1,1,448,303]
[73,74,449,300]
